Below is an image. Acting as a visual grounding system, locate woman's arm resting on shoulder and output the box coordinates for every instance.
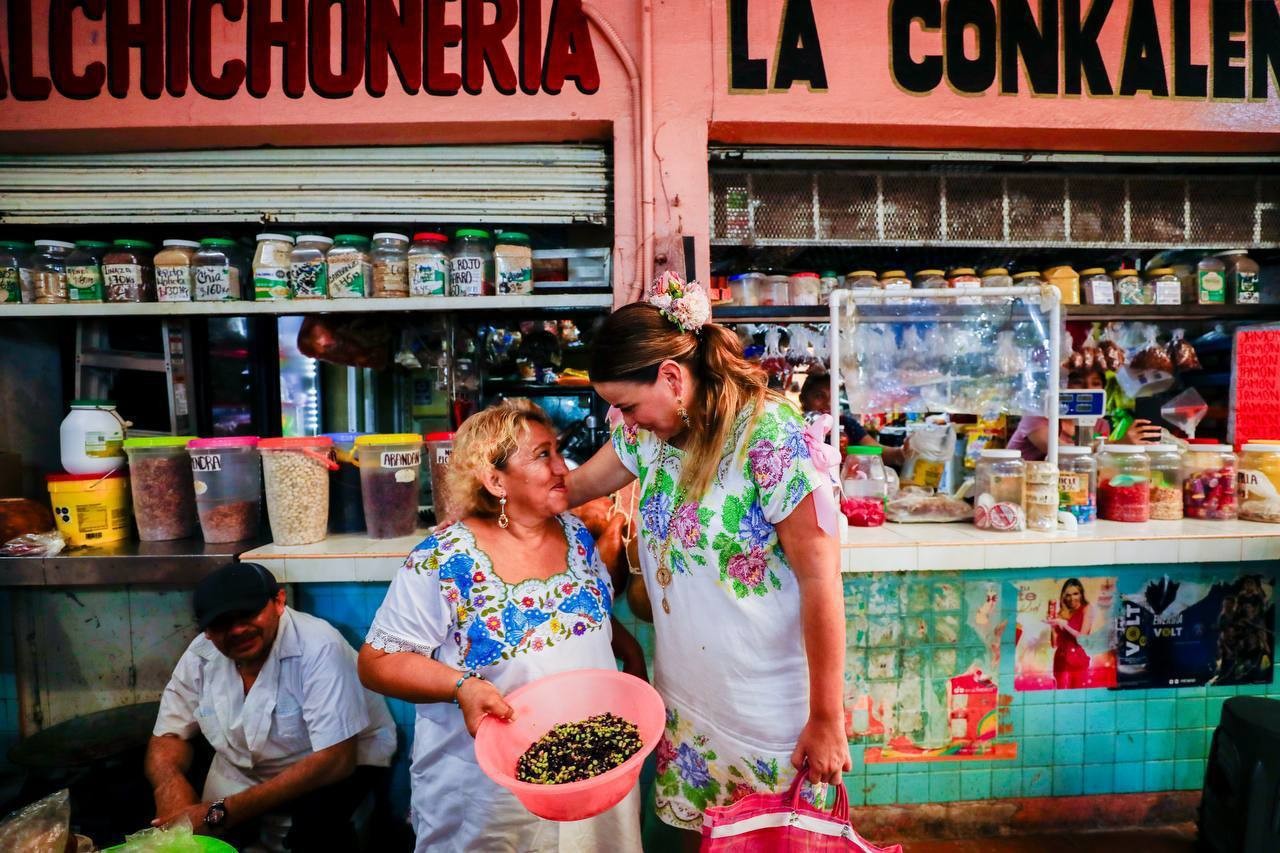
[567,442,636,508]
[775,493,851,785]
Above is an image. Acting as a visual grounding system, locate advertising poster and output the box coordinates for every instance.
[1117,573,1275,689]
[1014,577,1118,691]
[846,574,1016,764]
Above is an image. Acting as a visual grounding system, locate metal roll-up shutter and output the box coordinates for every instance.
[0,144,610,226]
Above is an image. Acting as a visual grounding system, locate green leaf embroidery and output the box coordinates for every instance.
[721,494,746,536]
[769,572,782,591]
[731,578,749,598]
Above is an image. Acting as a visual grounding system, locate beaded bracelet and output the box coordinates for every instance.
[453,671,483,705]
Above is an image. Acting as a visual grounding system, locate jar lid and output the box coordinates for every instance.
[188,436,261,449]
[332,234,370,246]
[123,436,199,449]
[950,268,977,276]
[412,232,448,243]
[497,231,530,243]
[1241,443,1280,453]
[455,228,491,240]
[1147,267,1174,276]
[1058,446,1092,456]
[980,268,1009,276]
[0,240,33,250]
[1187,443,1233,453]
[355,433,424,447]
[75,240,111,249]
[1012,271,1043,279]
[162,239,200,249]
[200,238,238,248]
[847,270,877,278]
[1144,444,1181,454]
[255,233,295,243]
[821,270,839,278]
[70,398,115,408]
[321,432,367,444]
[845,445,883,456]
[1080,268,1107,276]
[46,470,127,483]
[1102,445,1148,454]
[296,235,333,245]
[372,232,409,243]
[259,436,334,450]
[1112,268,1139,276]
[112,239,155,250]
[35,239,76,249]
[915,269,945,277]
[424,432,456,441]
[790,271,820,278]
[980,449,1023,459]
[881,270,906,279]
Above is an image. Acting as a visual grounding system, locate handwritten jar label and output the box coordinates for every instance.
[411,257,447,296]
[290,260,326,298]
[156,265,194,302]
[103,264,144,302]
[67,266,104,302]
[0,269,18,303]
[449,255,486,296]
[328,259,370,298]
[195,266,233,301]
[191,454,223,472]
[380,450,421,469]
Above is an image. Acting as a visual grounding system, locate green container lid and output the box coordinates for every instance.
[70,398,114,407]
[455,228,491,240]
[821,270,839,278]
[333,234,370,246]
[845,445,883,456]
[113,239,155,250]
[497,231,530,243]
[124,435,199,449]
[75,240,111,249]
[0,240,32,251]
[200,237,239,248]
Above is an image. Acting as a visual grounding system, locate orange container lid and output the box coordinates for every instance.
[259,436,334,450]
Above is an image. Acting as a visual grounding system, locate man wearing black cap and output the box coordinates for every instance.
[144,562,396,852]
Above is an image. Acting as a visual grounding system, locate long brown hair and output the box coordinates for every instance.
[590,303,784,499]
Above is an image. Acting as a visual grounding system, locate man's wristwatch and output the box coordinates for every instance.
[204,799,228,830]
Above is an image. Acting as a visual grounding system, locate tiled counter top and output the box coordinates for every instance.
[242,519,1280,582]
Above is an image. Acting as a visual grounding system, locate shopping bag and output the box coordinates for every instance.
[701,770,902,852]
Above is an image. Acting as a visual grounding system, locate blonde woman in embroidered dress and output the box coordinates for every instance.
[357,399,643,853]
[573,273,850,846]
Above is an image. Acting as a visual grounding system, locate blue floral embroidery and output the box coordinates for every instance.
[574,524,597,564]
[779,417,810,459]
[674,742,712,788]
[786,478,809,509]
[737,502,772,548]
[559,588,604,623]
[463,619,504,668]
[501,601,550,646]
[593,575,613,611]
[641,491,674,540]
[439,552,477,599]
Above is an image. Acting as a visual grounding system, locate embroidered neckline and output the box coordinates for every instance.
[450,514,578,591]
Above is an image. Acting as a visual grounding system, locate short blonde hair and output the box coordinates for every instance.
[446,399,556,518]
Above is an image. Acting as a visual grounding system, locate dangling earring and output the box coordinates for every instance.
[498,496,509,529]
[677,404,692,430]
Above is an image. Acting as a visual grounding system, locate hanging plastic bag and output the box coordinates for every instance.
[1161,387,1209,439]
[1166,328,1202,372]
[901,420,956,490]
[0,789,71,853]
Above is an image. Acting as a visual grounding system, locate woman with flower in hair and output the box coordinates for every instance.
[570,272,850,843]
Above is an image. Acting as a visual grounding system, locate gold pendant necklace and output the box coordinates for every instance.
[654,441,681,615]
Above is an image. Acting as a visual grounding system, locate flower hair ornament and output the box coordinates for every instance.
[646,271,712,334]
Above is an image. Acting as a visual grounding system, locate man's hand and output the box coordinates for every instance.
[153,801,215,834]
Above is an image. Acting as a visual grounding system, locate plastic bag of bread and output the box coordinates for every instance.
[1167,328,1202,372]
[0,789,70,853]
[885,487,974,523]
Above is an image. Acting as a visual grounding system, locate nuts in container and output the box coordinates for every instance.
[260,437,336,546]
[123,436,199,541]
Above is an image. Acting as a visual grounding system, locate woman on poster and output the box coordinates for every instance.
[1048,578,1096,689]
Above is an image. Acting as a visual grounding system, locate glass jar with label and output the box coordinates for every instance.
[1024,461,1059,531]
[494,231,533,295]
[980,267,1012,289]
[1097,445,1150,522]
[913,269,947,289]
[290,235,332,299]
[880,270,911,300]
[1146,267,1181,305]
[840,446,887,527]
[1057,446,1096,524]
[789,271,821,305]
[32,239,75,304]
[369,232,409,298]
[327,234,371,299]
[948,267,981,290]
[1145,444,1184,519]
[1196,254,1226,305]
[819,271,840,301]
[761,274,790,306]
[154,240,199,302]
[1012,270,1045,290]
[1183,443,1237,520]
[66,240,109,303]
[1219,250,1260,305]
[846,270,879,290]
[0,241,30,304]
[408,232,449,297]
[1238,444,1280,523]
[1113,268,1145,305]
[975,449,1025,532]
[1043,265,1080,305]
[103,239,155,302]
[252,233,295,301]
[450,229,493,296]
[193,238,244,301]
[1080,268,1115,305]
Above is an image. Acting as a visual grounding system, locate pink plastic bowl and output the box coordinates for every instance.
[474,669,666,822]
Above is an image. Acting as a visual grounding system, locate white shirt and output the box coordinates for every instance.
[154,607,396,829]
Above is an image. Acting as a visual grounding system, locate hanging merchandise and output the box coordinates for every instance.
[759,325,791,389]
[1166,329,1202,372]
[1160,387,1208,439]
[1116,325,1174,399]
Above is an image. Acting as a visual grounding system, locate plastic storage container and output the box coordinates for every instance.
[846,270,879,290]
[46,471,131,547]
[370,232,409,298]
[975,449,1025,531]
[788,271,821,305]
[1057,446,1096,524]
[103,239,155,302]
[913,269,947,289]
[1197,254,1227,305]
[1113,268,1144,305]
[1081,268,1115,305]
[187,437,262,543]
[356,434,423,539]
[450,229,493,296]
[1220,250,1260,304]
[408,232,449,296]
[289,235,333,299]
[260,436,335,546]
[1238,444,1280,523]
[1043,265,1080,305]
[840,445,886,527]
[949,267,981,294]
[726,274,751,306]
[819,271,841,301]
[1145,444,1184,520]
[980,267,1012,289]
[193,238,244,301]
[761,274,790,306]
[154,240,200,302]
[1183,443,1237,520]
[1146,267,1182,305]
[252,233,295,301]
[31,239,74,303]
[1097,445,1151,522]
[323,432,367,533]
[0,241,31,303]
[123,436,199,541]
[879,270,911,299]
[66,240,109,302]
[495,231,534,295]
[61,400,127,475]
[327,234,372,299]
[1024,461,1059,531]
[424,432,455,522]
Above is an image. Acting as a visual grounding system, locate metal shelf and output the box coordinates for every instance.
[712,305,829,323]
[1065,304,1280,322]
[0,293,615,319]
[0,536,265,587]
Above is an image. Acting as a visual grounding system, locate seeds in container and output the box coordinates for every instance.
[262,445,331,546]
[515,713,642,785]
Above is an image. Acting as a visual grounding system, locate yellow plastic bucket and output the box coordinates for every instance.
[46,471,132,547]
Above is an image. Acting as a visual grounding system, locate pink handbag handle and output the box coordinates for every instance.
[788,764,851,823]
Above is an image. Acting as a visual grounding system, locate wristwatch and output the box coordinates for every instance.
[204,799,228,830]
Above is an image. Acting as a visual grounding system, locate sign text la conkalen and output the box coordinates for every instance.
[2,0,599,100]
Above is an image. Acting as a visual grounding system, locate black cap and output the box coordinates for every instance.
[194,562,279,630]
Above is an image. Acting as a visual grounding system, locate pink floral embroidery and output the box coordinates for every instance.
[670,502,702,548]
[727,548,767,588]
[655,737,677,774]
[748,440,792,489]
[623,422,639,446]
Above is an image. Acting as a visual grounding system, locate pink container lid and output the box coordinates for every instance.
[187,436,261,449]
